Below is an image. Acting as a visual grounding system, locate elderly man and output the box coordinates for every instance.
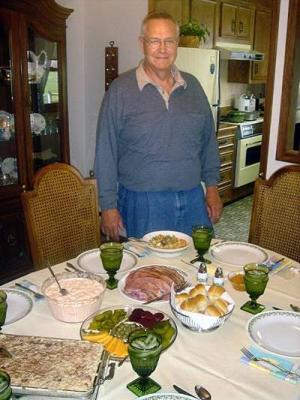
[94,12,222,240]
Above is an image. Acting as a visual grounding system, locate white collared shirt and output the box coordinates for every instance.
[136,61,187,109]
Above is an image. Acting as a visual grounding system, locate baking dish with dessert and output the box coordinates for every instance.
[170,283,235,332]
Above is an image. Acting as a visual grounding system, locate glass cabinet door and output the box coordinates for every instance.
[27,27,62,173]
[0,15,18,187]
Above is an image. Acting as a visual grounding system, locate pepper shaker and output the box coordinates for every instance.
[213,267,224,286]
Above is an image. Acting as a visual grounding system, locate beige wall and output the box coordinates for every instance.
[57,0,291,178]
[57,0,148,176]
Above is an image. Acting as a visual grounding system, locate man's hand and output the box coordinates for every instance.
[206,186,223,223]
[101,208,124,241]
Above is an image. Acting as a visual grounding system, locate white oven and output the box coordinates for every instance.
[235,133,262,187]
[234,119,263,187]
[221,118,263,188]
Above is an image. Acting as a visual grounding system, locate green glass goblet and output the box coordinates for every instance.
[191,225,213,264]
[241,263,269,314]
[127,330,162,397]
[100,242,123,290]
[0,290,7,331]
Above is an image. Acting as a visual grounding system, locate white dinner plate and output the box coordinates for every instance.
[30,113,46,134]
[76,248,138,276]
[247,311,300,358]
[209,241,269,267]
[118,264,187,304]
[2,288,33,325]
[2,157,18,179]
[142,230,191,258]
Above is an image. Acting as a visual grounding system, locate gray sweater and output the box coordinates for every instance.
[94,68,220,210]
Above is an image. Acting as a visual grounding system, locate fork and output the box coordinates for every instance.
[143,280,191,305]
[15,283,44,300]
[241,347,300,378]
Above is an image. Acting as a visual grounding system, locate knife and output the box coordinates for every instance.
[173,384,197,399]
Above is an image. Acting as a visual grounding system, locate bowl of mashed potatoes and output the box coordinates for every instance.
[41,271,106,323]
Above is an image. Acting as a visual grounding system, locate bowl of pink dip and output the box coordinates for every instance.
[41,271,106,323]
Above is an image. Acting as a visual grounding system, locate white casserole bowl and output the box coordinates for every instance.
[142,230,191,258]
[169,284,235,332]
[41,271,106,323]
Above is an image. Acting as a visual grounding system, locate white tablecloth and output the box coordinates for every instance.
[2,241,300,400]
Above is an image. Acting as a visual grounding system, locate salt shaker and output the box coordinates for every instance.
[213,267,224,286]
[197,262,208,284]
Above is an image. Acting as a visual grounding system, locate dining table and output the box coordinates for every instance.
[1,238,300,400]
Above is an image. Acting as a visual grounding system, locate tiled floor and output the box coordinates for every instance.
[214,195,253,242]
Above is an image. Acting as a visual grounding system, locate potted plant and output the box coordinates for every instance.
[179,20,210,48]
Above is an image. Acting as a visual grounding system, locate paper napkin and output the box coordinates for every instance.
[240,346,300,384]
[265,256,292,275]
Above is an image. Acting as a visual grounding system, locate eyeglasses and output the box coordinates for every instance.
[143,37,178,49]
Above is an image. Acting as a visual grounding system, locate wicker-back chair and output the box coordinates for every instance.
[22,163,101,269]
[248,165,300,262]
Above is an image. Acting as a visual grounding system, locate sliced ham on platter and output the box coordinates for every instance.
[122,265,186,302]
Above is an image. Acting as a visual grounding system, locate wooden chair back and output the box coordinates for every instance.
[248,165,300,262]
[22,163,101,269]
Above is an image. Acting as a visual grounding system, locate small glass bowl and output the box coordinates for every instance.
[228,271,245,291]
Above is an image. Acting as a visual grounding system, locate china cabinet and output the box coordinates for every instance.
[0,0,72,283]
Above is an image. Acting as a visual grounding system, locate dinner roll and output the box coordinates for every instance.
[214,298,229,315]
[181,298,199,312]
[175,292,189,305]
[193,294,208,312]
[189,283,206,297]
[204,305,222,317]
[207,285,225,301]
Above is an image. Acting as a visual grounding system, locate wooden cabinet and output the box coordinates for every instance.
[251,9,271,81]
[0,0,72,283]
[217,1,255,44]
[148,0,216,48]
[227,6,271,83]
[148,0,189,25]
[190,0,217,49]
[217,124,237,204]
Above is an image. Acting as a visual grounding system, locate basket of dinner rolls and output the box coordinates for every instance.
[170,283,235,332]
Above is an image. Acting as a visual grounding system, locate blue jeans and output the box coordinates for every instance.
[118,184,212,238]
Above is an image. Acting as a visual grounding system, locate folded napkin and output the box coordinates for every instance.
[265,256,292,274]
[241,346,300,384]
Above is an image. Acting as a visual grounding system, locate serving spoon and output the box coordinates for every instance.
[195,385,211,400]
[47,263,68,296]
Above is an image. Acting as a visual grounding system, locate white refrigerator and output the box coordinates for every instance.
[175,47,220,131]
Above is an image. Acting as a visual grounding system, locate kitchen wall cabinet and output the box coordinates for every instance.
[190,0,217,49]
[148,0,189,25]
[0,0,72,283]
[216,1,255,44]
[251,9,271,81]
[148,0,216,48]
[217,124,237,204]
[227,6,271,83]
